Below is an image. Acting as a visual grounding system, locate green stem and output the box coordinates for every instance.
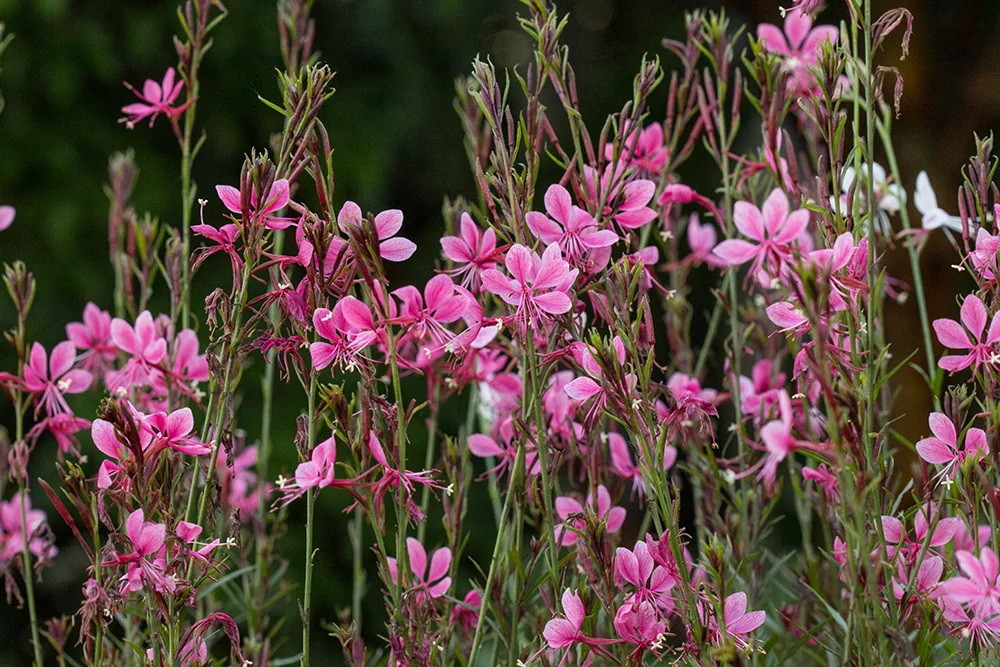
[416,389,440,543]
[523,349,560,592]
[300,369,318,667]
[468,441,525,664]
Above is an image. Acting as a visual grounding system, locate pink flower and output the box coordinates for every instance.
[543,588,616,651]
[915,412,988,480]
[276,435,349,506]
[367,432,442,524]
[20,341,92,416]
[687,214,725,268]
[139,407,211,456]
[387,537,451,598]
[192,220,243,283]
[881,504,958,563]
[467,417,539,479]
[606,122,667,175]
[0,205,14,231]
[526,184,618,263]
[439,213,500,289]
[564,336,630,418]
[739,360,787,421]
[892,554,943,604]
[970,225,1000,283]
[27,413,91,454]
[613,600,665,650]
[113,509,169,594]
[66,303,117,375]
[216,178,294,230]
[757,9,838,95]
[582,166,657,232]
[337,201,416,262]
[309,298,381,372]
[933,293,1000,373]
[481,243,578,328]
[608,432,676,497]
[554,484,626,546]
[91,417,146,490]
[0,493,56,563]
[615,540,676,610]
[941,548,1000,617]
[451,589,482,633]
[120,67,192,128]
[712,188,810,282]
[392,274,476,361]
[708,592,766,648]
[801,463,839,501]
[108,311,167,390]
[753,390,827,490]
[940,595,1000,648]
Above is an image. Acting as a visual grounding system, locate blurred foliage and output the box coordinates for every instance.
[1,0,1000,663]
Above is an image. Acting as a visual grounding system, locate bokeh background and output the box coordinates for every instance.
[0,0,998,663]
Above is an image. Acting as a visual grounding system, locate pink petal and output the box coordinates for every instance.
[724,592,748,623]
[773,209,810,244]
[0,205,14,231]
[544,184,574,224]
[60,369,93,393]
[48,341,78,379]
[881,516,904,543]
[732,201,765,240]
[406,537,428,581]
[960,294,988,341]
[380,237,417,262]
[427,576,452,598]
[802,26,839,55]
[543,618,577,648]
[761,188,790,235]
[526,211,563,244]
[166,408,194,438]
[938,353,974,372]
[92,419,122,458]
[564,377,601,401]
[561,588,585,628]
[555,496,583,521]
[579,229,619,248]
[927,412,957,446]
[532,291,572,315]
[427,547,451,581]
[929,518,959,547]
[440,236,473,263]
[712,239,758,265]
[424,274,456,311]
[504,245,533,283]
[374,209,404,239]
[757,24,790,54]
[784,9,813,50]
[606,506,626,533]
[933,318,973,349]
[216,185,242,214]
[110,319,137,355]
[728,609,766,635]
[337,201,363,231]
[915,437,955,465]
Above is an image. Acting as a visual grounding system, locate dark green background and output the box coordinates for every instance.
[0,0,998,663]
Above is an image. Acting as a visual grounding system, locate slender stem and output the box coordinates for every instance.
[18,480,42,667]
[468,442,525,664]
[523,349,560,590]
[876,117,939,407]
[300,369,318,667]
[351,506,364,635]
[416,388,440,543]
